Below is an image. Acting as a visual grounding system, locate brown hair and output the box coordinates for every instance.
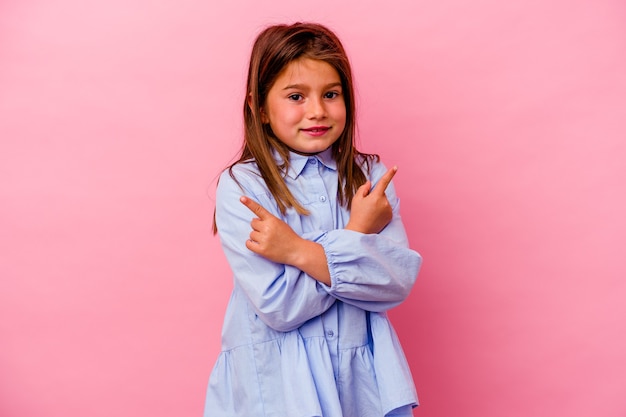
[214,22,377,233]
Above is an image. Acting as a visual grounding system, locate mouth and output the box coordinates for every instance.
[301,126,331,136]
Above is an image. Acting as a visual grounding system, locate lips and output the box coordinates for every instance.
[301,126,330,136]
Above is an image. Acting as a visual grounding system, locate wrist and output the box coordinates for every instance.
[345,221,368,234]
[286,236,308,266]
[344,220,362,233]
[291,239,331,286]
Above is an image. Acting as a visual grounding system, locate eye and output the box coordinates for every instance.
[324,91,341,99]
[288,93,304,101]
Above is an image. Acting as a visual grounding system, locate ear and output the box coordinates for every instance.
[259,107,269,124]
[248,93,269,124]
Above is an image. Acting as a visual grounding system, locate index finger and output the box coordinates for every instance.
[371,166,397,196]
[240,196,271,219]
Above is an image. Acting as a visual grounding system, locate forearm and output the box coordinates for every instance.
[316,223,421,311]
[216,170,337,331]
[220,222,335,332]
[288,238,331,286]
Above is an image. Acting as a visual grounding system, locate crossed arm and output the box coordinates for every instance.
[240,166,399,286]
[216,163,420,330]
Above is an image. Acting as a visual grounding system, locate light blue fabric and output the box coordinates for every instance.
[204,148,422,417]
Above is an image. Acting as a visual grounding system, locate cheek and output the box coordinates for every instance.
[332,104,347,126]
[270,105,301,125]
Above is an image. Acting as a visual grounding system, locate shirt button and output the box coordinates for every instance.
[319,195,327,202]
[308,158,317,164]
[326,330,334,337]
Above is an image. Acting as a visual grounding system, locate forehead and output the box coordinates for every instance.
[273,58,341,87]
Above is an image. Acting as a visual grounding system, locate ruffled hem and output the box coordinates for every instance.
[205,331,327,417]
[369,312,419,413]
[204,314,417,417]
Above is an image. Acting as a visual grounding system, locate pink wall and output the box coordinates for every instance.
[1,1,625,416]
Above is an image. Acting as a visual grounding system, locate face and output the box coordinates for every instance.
[261,58,347,155]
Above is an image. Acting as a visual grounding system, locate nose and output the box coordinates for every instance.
[306,97,327,119]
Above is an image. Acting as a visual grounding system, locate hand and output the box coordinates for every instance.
[240,196,331,284]
[240,196,303,265]
[345,166,397,234]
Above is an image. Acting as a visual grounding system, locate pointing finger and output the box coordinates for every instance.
[371,166,397,196]
[240,196,271,220]
[356,180,371,197]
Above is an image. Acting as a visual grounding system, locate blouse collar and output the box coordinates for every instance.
[275,147,337,179]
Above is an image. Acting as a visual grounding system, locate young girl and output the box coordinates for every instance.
[204,22,422,417]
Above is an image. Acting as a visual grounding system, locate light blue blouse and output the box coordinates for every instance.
[204,148,422,417]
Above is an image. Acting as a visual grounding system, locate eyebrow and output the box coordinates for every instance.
[282,82,342,91]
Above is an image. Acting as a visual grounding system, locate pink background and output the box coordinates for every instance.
[1,0,625,416]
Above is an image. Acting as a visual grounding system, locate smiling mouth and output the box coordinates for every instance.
[301,126,330,135]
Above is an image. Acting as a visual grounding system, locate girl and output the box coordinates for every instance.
[204,22,422,417]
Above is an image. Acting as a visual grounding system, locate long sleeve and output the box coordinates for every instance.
[215,166,336,332]
[317,162,422,311]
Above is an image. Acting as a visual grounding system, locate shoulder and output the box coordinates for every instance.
[220,159,260,178]
[356,153,387,182]
[217,161,264,194]
[215,160,285,221]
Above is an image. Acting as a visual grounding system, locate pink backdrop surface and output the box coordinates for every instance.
[1,0,625,416]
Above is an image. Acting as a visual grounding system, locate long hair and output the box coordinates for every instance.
[214,22,376,233]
